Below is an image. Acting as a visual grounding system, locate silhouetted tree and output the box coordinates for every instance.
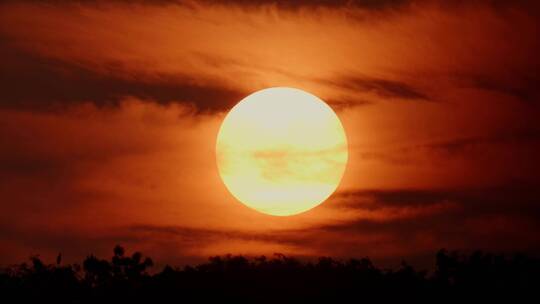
[1,246,539,303]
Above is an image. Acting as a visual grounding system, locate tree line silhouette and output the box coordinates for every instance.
[1,246,538,303]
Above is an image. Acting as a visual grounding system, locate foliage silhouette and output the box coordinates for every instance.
[1,246,538,303]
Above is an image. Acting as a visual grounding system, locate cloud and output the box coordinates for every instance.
[323,75,429,101]
[124,183,540,262]
[1,0,538,111]
[128,224,305,247]
[310,184,540,257]
[334,184,540,215]
[199,0,412,10]
[0,43,245,112]
[464,74,540,103]
[418,129,540,155]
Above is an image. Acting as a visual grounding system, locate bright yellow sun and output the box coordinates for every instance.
[216,87,348,216]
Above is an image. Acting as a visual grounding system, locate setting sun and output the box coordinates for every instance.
[216,87,348,216]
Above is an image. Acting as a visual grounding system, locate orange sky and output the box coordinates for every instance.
[0,0,539,268]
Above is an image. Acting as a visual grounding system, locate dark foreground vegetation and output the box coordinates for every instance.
[1,246,539,303]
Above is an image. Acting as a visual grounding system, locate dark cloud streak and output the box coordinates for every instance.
[0,43,245,112]
[419,129,540,155]
[334,184,540,216]
[468,74,540,103]
[322,75,429,101]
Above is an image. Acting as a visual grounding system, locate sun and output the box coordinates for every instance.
[216,87,348,216]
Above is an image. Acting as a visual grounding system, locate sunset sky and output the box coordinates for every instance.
[1,0,539,268]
